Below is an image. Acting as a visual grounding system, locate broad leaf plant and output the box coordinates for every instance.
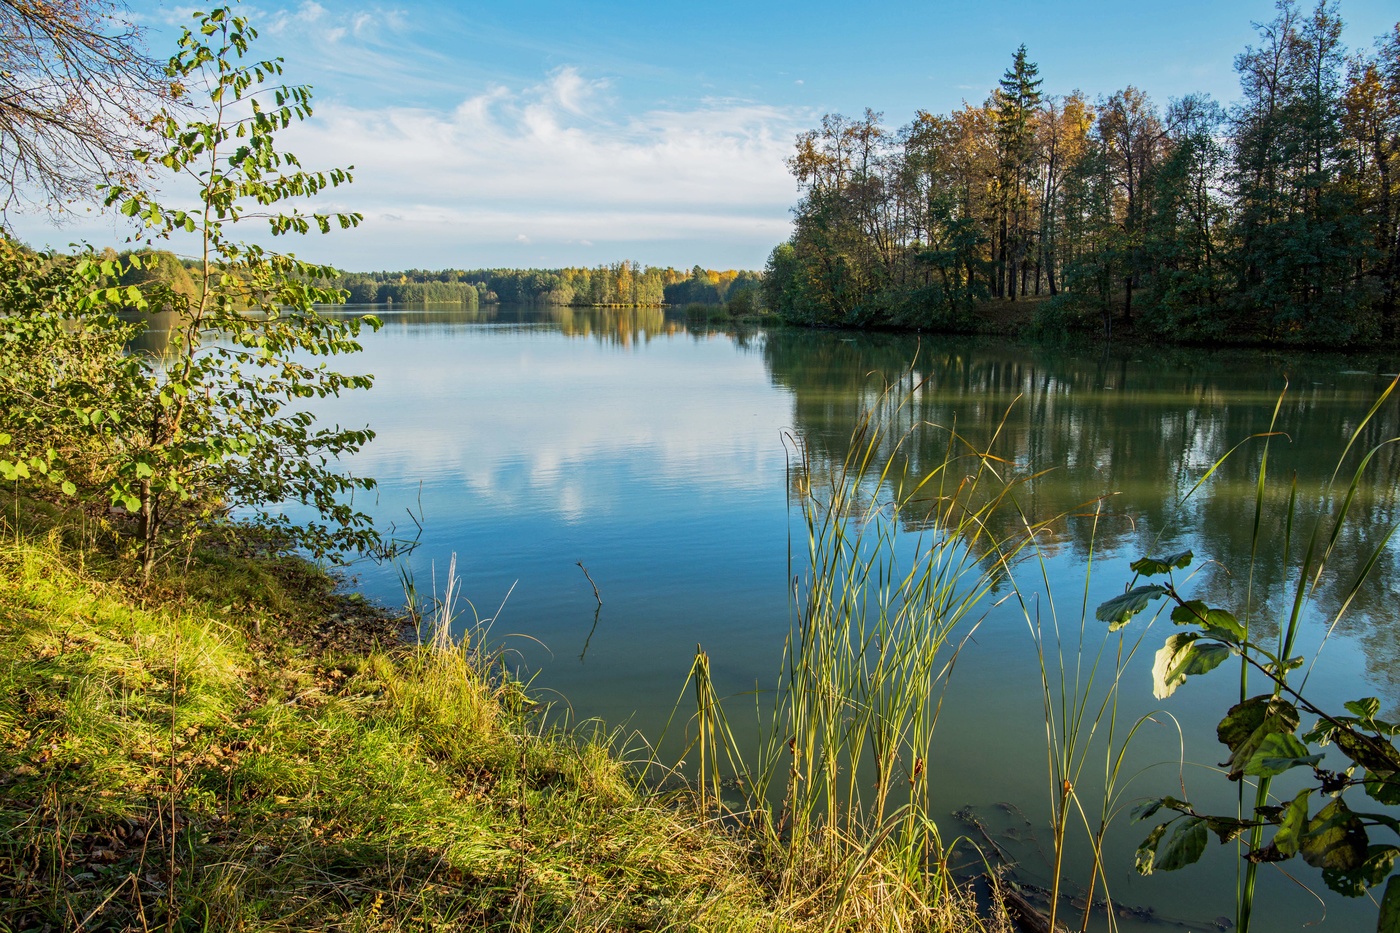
[0,7,382,580]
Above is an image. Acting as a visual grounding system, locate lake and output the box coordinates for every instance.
[307,303,1400,932]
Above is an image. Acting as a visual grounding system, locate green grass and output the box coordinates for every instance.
[0,504,997,931]
[0,523,771,931]
[680,381,1036,933]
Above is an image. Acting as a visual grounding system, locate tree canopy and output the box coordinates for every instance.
[765,1,1400,347]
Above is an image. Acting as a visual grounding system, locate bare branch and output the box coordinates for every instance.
[0,0,173,219]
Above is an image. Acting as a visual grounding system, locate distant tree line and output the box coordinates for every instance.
[30,249,767,315]
[327,262,762,308]
[764,1,1400,346]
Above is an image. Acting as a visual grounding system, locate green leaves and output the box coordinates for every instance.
[1108,477,1400,920]
[1156,817,1209,871]
[1170,600,1245,641]
[1152,631,1230,699]
[1096,584,1167,630]
[1217,695,1301,780]
[1302,799,1368,872]
[1380,875,1400,932]
[0,8,382,577]
[1272,789,1313,858]
[1130,549,1194,576]
[1136,822,1168,874]
[1246,732,1323,777]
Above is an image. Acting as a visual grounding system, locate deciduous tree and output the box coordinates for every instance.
[0,0,170,216]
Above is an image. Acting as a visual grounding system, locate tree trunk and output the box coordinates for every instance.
[139,478,157,585]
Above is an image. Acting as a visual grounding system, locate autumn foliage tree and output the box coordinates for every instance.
[765,2,1400,347]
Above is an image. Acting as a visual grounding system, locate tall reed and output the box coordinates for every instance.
[684,377,1049,928]
[1232,378,1398,932]
[1017,501,1172,933]
[1071,377,1400,933]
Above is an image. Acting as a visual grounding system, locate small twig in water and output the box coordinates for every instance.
[579,604,602,662]
[576,560,602,606]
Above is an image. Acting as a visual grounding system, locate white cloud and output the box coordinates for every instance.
[270,66,804,264]
[154,4,407,53]
[263,1,327,34]
[18,6,806,268]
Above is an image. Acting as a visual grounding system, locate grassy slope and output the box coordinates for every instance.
[0,529,787,932]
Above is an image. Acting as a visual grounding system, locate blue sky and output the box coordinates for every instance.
[12,0,1400,271]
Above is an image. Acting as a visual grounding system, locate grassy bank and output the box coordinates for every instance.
[0,512,999,931]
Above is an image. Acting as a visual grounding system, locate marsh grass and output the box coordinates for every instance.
[0,508,827,932]
[1016,502,1177,933]
[1219,378,1399,932]
[677,378,1049,931]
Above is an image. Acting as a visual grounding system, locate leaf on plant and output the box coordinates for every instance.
[1217,695,1301,780]
[1380,874,1400,933]
[1247,842,1290,863]
[1226,697,1299,750]
[1301,799,1368,873]
[1205,609,1244,640]
[1130,550,1194,577]
[1152,633,1231,699]
[1323,845,1400,898]
[1337,728,1400,773]
[1272,789,1313,858]
[1156,817,1209,871]
[1132,796,1192,823]
[1097,585,1167,629]
[1206,816,1249,844]
[1136,822,1168,875]
[1245,732,1324,777]
[1365,771,1400,806]
[1347,698,1382,722]
[1304,718,1338,746]
[1170,600,1208,625]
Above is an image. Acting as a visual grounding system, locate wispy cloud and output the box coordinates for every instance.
[276,66,804,266]
[28,2,807,268]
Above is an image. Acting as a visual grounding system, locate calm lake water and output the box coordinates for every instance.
[306,303,1398,932]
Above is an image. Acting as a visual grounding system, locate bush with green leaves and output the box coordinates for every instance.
[0,239,143,496]
[0,6,382,579]
[1102,380,1400,933]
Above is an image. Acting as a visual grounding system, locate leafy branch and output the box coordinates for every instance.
[1101,549,1400,932]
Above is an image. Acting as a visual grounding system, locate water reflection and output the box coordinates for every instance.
[294,307,1398,931]
[764,328,1400,667]
[121,308,183,356]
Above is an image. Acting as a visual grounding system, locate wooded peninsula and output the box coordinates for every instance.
[761,4,1400,347]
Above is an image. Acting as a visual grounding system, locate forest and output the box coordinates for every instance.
[762,1,1400,347]
[325,263,763,309]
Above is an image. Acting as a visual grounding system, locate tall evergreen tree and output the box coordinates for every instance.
[994,46,1043,299]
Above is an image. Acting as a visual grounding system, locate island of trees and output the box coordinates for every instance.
[762,1,1400,348]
